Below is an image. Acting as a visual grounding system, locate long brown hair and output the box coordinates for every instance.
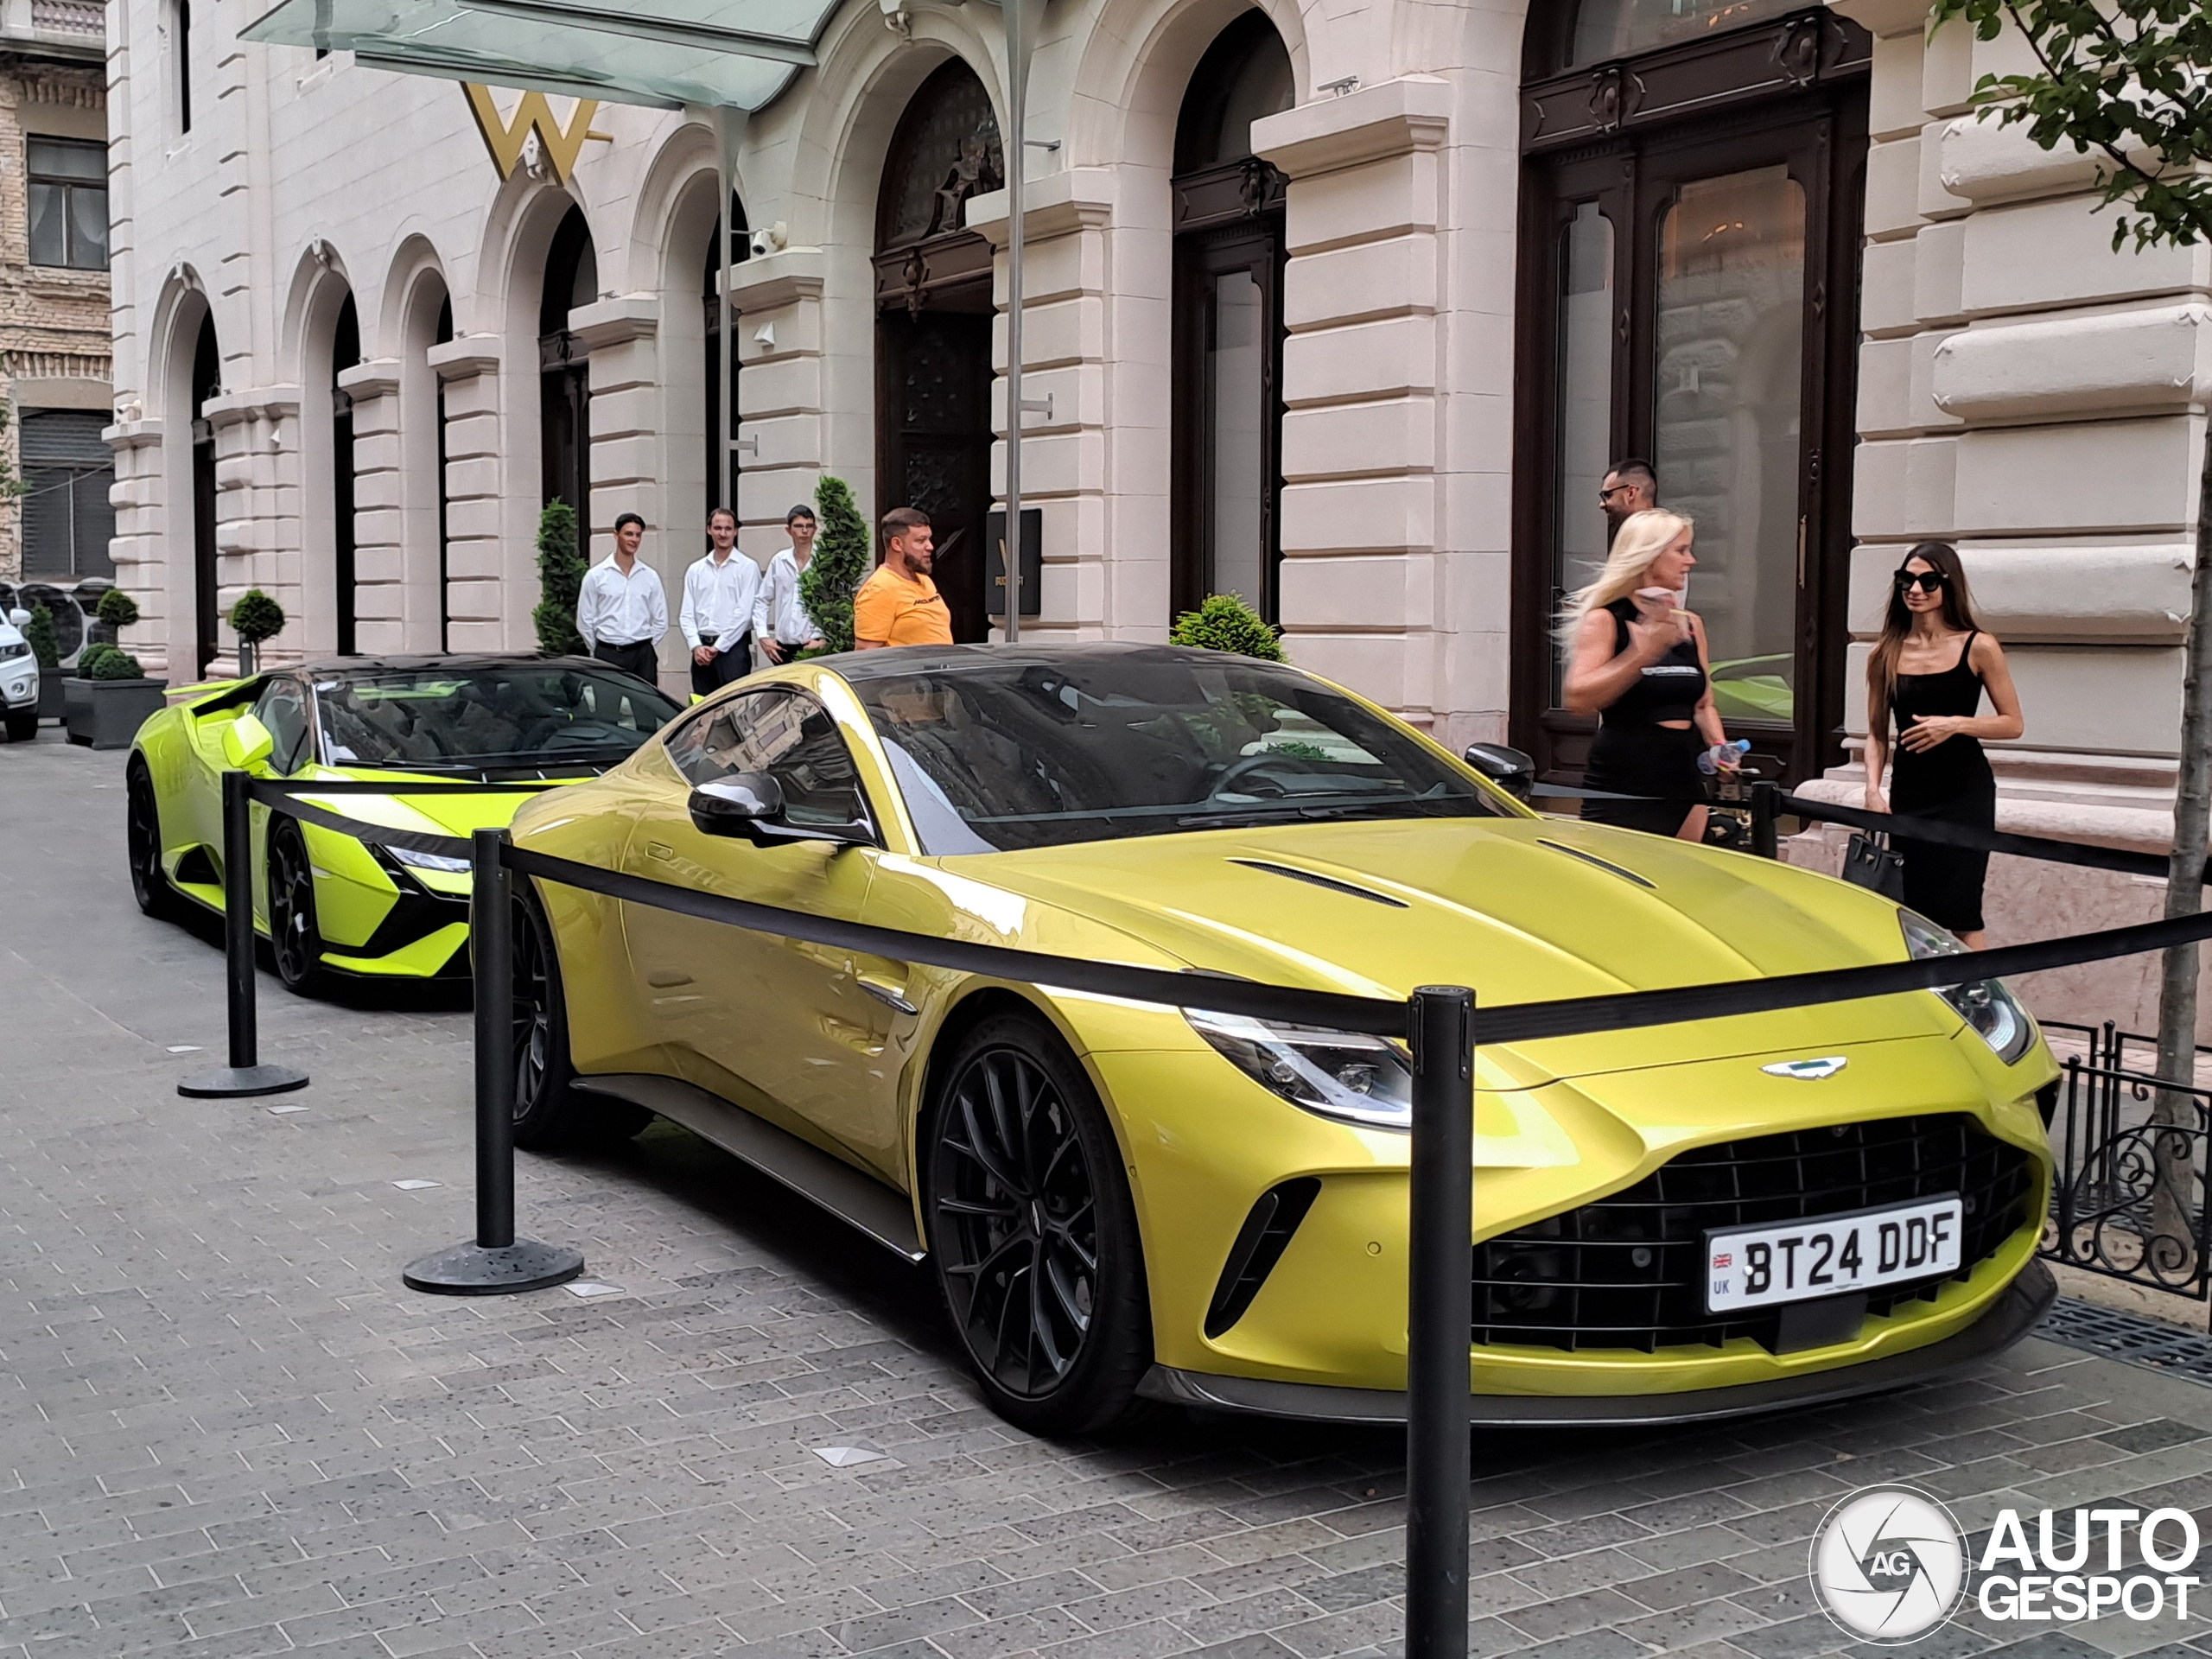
[1867,541,1982,738]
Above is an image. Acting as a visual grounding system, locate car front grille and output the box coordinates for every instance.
[1471,1113,2038,1355]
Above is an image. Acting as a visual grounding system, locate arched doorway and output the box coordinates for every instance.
[1510,1,1870,785]
[434,292,454,649]
[1170,12,1292,623]
[874,60,1001,643]
[331,292,360,654]
[540,205,596,519]
[704,189,749,528]
[189,311,220,677]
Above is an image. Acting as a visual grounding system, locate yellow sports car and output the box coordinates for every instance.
[506,644,2057,1434]
[128,655,679,992]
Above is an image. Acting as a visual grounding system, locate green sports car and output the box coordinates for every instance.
[126,655,680,992]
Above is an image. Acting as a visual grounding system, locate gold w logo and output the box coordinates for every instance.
[461,85,605,185]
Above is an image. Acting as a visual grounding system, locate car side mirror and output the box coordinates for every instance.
[1463,742,1535,802]
[223,712,276,772]
[6,607,27,628]
[688,772,785,839]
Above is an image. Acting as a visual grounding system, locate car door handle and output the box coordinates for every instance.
[645,969,694,988]
[645,842,675,861]
[856,975,918,1016]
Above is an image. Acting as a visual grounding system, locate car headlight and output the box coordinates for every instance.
[1184,1008,1412,1128]
[0,641,28,660]
[1899,909,2034,1064]
[387,843,472,874]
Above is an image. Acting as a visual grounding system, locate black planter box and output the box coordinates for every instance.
[36,677,63,720]
[64,677,168,750]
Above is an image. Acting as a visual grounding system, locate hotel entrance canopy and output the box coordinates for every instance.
[239,0,836,110]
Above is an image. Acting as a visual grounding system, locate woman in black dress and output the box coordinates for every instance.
[1562,509,1738,841]
[1865,542,2024,947]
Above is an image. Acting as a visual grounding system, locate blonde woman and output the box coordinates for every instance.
[1560,509,1735,841]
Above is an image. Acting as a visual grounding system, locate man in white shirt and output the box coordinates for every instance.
[680,506,764,698]
[575,512,668,684]
[754,503,827,664]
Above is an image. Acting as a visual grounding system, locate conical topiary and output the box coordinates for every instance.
[22,602,57,670]
[799,476,869,655]
[1169,592,1286,662]
[533,499,587,655]
[95,586,140,632]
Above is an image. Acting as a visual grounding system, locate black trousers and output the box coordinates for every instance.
[690,634,751,698]
[590,639,660,684]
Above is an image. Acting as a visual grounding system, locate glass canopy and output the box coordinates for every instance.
[240,0,843,109]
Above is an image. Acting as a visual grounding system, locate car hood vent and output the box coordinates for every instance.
[1535,838,1655,889]
[1229,858,1408,908]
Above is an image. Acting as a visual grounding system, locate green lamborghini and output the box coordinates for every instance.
[126,656,680,992]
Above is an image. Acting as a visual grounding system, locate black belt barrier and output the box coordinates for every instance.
[200,774,2212,1659]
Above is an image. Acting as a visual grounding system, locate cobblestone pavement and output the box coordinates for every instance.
[10,729,2212,1659]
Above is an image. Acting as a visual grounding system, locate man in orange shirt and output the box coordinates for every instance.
[855,507,955,649]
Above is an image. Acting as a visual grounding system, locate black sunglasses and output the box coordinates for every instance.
[1896,569,1947,594]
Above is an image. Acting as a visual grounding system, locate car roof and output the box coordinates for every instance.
[825,641,1290,683]
[290,652,622,677]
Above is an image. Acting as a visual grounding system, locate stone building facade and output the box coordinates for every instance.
[99,0,2211,1016]
[0,0,111,588]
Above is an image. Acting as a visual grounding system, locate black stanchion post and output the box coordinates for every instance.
[1406,985,1474,1659]
[179,772,310,1099]
[404,829,584,1295]
[1750,779,1780,861]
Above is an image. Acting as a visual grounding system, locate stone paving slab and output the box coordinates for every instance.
[10,729,2212,1659]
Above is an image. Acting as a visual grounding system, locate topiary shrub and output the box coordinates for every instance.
[86,648,145,681]
[74,641,117,677]
[23,603,57,670]
[1169,592,1286,662]
[229,588,285,645]
[799,476,868,655]
[95,587,140,632]
[532,499,587,655]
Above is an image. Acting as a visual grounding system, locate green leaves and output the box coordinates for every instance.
[532,499,587,657]
[227,588,284,645]
[95,586,141,631]
[22,603,57,670]
[1169,593,1287,662]
[799,476,869,655]
[1928,0,2212,252]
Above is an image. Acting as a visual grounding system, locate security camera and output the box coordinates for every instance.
[747,229,774,259]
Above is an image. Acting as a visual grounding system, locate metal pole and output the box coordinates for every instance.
[402,831,584,1294]
[474,827,517,1250]
[1751,779,1780,861]
[1001,0,1028,644]
[178,771,308,1098]
[1406,986,1473,1659]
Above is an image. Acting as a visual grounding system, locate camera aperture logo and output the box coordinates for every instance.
[1810,1487,1967,1643]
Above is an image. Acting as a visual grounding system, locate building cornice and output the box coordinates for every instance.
[725,248,825,314]
[966,168,1116,247]
[427,338,500,380]
[1254,76,1451,180]
[336,358,403,401]
[568,296,658,351]
[203,386,301,427]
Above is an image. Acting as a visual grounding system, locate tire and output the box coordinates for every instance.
[268,818,331,995]
[125,760,181,919]
[4,709,34,743]
[922,1010,1152,1435]
[512,887,649,1151]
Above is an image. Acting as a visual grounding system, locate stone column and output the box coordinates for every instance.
[426,339,504,652]
[726,249,826,553]
[569,296,676,678]
[104,416,168,676]
[199,385,302,673]
[336,359,405,657]
[969,171,1116,639]
[1256,79,1454,729]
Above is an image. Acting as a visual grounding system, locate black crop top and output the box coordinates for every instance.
[1599,598,1706,728]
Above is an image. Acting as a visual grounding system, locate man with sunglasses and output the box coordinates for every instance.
[1599,458,1657,541]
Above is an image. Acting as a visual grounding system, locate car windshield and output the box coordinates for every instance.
[848,653,1514,854]
[315,664,678,772]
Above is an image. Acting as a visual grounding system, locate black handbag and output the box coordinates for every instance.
[1842,830,1906,899]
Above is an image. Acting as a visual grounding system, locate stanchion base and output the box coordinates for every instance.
[403,1238,585,1296]
[178,1064,311,1099]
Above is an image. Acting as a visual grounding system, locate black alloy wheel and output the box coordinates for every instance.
[125,760,179,918]
[510,890,647,1151]
[925,1011,1151,1434]
[267,819,327,995]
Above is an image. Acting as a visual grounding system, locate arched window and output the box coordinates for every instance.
[189,311,220,676]
[331,293,360,654]
[1171,12,1292,623]
[434,292,453,651]
[874,60,1002,643]
[703,190,749,527]
[540,205,596,522]
[1511,3,1868,785]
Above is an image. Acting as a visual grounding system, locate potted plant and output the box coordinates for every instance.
[23,601,63,721]
[229,588,286,676]
[1169,592,1287,661]
[798,476,868,655]
[532,500,587,655]
[64,639,168,750]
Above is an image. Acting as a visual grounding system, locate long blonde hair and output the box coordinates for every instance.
[1557,509,1694,650]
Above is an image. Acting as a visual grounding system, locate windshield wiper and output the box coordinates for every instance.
[1173,799,1420,830]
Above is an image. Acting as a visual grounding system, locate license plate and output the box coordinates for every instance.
[1704,1194,1962,1313]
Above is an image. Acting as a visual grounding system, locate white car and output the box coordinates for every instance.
[2,607,40,741]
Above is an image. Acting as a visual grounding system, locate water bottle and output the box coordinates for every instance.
[1697,739,1751,777]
